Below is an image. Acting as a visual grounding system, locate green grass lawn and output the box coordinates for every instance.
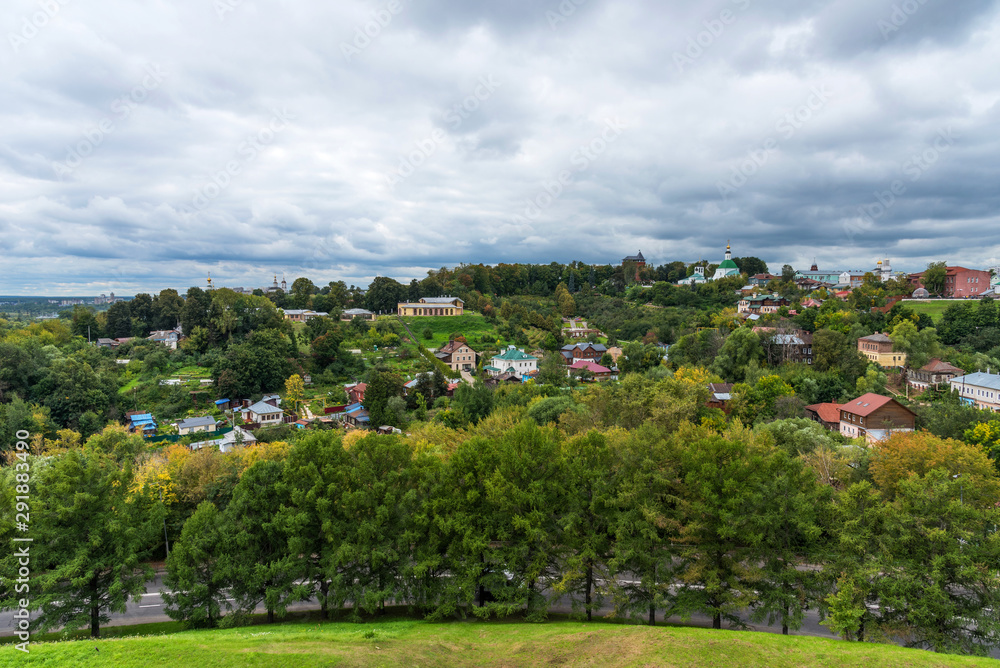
[399,313,500,349]
[4,616,996,667]
[903,299,957,323]
[118,377,141,394]
[173,365,211,377]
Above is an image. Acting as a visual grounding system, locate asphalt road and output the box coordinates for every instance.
[3,574,999,660]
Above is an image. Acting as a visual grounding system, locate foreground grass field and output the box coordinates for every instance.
[4,616,998,667]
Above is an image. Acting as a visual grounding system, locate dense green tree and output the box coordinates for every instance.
[438,421,564,620]
[812,329,867,382]
[2,444,164,637]
[212,330,294,399]
[70,305,101,339]
[151,289,185,330]
[0,342,44,402]
[219,460,294,623]
[277,432,351,619]
[104,301,133,338]
[728,375,795,424]
[618,342,663,374]
[612,427,681,625]
[673,432,767,629]
[748,447,831,635]
[711,327,764,383]
[288,277,318,309]
[365,369,405,427]
[668,329,724,369]
[555,431,619,621]
[181,287,213,336]
[365,276,406,314]
[733,256,768,276]
[35,357,117,428]
[890,320,939,369]
[922,261,948,296]
[326,435,417,616]
[450,382,494,424]
[162,501,228,628]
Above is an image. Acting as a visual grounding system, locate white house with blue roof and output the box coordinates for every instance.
[949,371,1000,412]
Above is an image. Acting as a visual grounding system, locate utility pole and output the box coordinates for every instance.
[159,488,169,558]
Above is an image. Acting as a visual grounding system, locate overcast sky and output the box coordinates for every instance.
[2,0,1000,295]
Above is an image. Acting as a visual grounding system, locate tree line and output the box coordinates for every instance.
[4,416,1000,656]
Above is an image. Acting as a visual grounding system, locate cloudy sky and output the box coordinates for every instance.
[2,0,1000,295]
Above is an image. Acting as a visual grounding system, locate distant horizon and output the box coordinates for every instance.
[2,254,997,299]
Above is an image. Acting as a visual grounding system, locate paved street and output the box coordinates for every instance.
[5,574,997,660]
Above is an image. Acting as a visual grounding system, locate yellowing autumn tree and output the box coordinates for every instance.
[870,431,1000,504]
[285,374,305,415]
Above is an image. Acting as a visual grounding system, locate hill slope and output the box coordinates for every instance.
[4,618,997,667]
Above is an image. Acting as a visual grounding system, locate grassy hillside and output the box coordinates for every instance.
[398,313,500,349]
[903,299,956,323]
[4,617,997,667]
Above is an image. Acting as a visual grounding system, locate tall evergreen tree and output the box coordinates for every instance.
[5,446,163,637]
[219,460,294,623]
[162,501,228,627]
[558,430,619,621]
[326,434,417,616]
[612,426,681,625]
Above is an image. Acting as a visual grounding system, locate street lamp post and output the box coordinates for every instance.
[953,473,963,505]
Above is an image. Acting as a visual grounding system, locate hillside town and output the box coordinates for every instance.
[4,246,1000,659]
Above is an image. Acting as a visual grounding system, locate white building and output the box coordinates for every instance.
[949,372,1000,412]
[484,346,538,380]
[711,242,741,281]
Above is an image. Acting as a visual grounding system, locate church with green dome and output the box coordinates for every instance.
[711,242,741,280]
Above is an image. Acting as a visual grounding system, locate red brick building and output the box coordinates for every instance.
[909,266,992,298]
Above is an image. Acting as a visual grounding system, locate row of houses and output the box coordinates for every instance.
[805,392,917,444]
[803,369,1000,444]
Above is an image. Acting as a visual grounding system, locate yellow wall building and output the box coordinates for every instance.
[858,332,907,368]
[397,296,464,316]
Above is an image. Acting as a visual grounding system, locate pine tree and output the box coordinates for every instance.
[326,434,417,616]
[218,460,294,623]
[557,431,619,621]
[163,502,228,627]
[7,446,163,637]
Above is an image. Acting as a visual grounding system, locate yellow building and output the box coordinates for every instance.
[397,296,464,317]
[858,333,907,368]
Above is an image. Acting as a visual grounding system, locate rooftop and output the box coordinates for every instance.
[177,416,217,429]
[246,400,283,415]
[493,346,537,362]
[806,402,842,423]
[950,372,1000,392]
[840,393,912,418]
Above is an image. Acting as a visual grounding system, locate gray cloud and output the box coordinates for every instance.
[1,0,1000,295]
